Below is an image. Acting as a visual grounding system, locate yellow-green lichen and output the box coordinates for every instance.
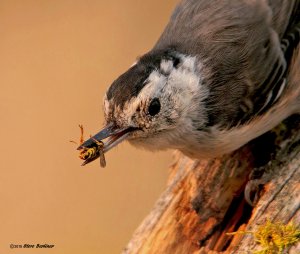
[227,220,300,253]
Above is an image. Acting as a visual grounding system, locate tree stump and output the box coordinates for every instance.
[122,114,300,254]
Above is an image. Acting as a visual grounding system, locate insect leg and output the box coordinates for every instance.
[78,124,84,144]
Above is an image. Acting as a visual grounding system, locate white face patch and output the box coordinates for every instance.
[160,60,173,74]
[120,54,208,127]
[148,55,204,94]
[119,54,209,149]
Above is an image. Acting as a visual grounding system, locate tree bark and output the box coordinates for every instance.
[122,115,300,254]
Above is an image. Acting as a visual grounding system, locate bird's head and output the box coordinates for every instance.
[79,49,209,157]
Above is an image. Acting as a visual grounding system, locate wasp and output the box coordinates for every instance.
[70,125,106,168]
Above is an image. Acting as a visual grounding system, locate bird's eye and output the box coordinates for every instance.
[148,98,161,116]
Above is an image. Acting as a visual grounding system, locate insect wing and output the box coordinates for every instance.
[99,151,106,168]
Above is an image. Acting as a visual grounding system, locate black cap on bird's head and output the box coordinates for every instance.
[79,48,207,164]
[106,49,181,110]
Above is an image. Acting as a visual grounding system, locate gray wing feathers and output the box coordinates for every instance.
[267,0,299,37]
[154,0,300,128]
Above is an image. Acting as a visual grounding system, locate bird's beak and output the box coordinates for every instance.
[78,122,136,154]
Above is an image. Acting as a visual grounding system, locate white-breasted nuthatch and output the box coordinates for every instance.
[79,0,300,166]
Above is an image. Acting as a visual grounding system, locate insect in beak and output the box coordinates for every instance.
[70,125,106,167]
[77,123,138,165]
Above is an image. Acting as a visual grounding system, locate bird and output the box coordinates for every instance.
[79,0,300,171]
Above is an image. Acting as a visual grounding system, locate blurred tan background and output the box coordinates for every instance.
[0,1,178,253]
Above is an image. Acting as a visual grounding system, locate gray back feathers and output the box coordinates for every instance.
[153,0,300,128]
